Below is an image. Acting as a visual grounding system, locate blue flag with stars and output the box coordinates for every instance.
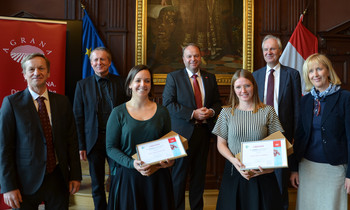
[82,9,119,78]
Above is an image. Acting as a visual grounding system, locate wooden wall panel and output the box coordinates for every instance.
[319,21,350,91]
[107,33,127,73]
[262,0,280,32]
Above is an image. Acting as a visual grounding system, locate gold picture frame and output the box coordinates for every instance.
[135,0,254,85]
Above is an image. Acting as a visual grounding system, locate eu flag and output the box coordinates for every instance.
[82,9,119,78]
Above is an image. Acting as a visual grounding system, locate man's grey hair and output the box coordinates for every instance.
[261,35,282,50]
[89,46,112,61]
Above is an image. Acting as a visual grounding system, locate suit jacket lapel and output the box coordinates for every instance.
[257,68,266,102]
[108,75,118,107]
[110,76,118,107]
[278,66,287,104]
[304,94,314,132]
[201,71,209,107]
[24,88,46,143]
[90,77,99,112]
[321,91,340,125]
[48,92,56,143]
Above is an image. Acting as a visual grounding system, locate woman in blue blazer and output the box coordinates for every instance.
[290,53,350,209]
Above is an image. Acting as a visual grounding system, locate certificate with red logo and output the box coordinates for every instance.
[136,134,187,165]
[240,138,288,170]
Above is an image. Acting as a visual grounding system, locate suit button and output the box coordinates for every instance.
[321,127,325,131]
[323,139,326,143]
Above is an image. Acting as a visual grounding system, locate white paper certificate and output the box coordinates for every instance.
[136,135,187,165]
[241,138,288,170]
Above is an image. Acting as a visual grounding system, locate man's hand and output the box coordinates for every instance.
[3,189,22,209]
[193,107,213,120]
[69,180,81,195]
[79,150,87,161]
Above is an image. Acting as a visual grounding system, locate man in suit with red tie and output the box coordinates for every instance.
[163,43,222,210]
[252,35,302,210]
[0,53,82,209]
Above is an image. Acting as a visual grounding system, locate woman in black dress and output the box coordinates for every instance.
[106,65,175,210]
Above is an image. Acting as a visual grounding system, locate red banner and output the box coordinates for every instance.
[0,17,67,105]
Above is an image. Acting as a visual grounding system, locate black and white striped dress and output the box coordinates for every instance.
[212,106,284,210]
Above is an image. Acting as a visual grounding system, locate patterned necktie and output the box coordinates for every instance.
[191,74,203,108]
[266,69,275,107]
[37,96,56,173]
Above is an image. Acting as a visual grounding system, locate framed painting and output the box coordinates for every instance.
[135,0,254,85]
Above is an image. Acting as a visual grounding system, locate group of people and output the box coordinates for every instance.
[0,35,349,210]
[212,35,350,210]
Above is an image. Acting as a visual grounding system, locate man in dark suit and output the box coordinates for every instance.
[163,43,221,210]
[0,53,82,209]
[252,35,302,210]
[73,47,127,209]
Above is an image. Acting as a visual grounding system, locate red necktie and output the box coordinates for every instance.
[37,96,56,173]
[266,69,275,107]
[191,74,203,108]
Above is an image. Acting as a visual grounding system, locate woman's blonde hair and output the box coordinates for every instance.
[227,69,265,115]
[303,53,341,92]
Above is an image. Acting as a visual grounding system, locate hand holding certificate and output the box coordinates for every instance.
[136,134,187,165]
[240,138,288,170]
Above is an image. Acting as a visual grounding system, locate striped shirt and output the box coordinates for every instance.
[212,106,283,155]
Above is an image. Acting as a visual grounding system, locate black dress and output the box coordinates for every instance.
[216,160,283,210]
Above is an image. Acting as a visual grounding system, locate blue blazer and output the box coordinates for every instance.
[73,74,127,154]
[0,89,82,194]
[162,69,222,140]
[253,65,301,142]
[291,89,350,178]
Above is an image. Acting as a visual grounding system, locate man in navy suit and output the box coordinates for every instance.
[0,53,82,209]
[252,35,302,210]
[163,43,221,210]
[73,47,127,210]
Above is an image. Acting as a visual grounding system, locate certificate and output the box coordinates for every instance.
[240,138,288,170]
[136,134,187,165]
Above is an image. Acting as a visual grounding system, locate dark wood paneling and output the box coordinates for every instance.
[319,21,350,91]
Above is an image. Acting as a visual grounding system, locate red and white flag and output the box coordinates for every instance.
[279,14,318,94]
[0,17,67,105]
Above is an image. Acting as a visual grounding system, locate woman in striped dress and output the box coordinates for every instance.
[212,69,284,210]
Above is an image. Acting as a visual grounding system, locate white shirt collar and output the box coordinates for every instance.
[266,63,281,72]
[28,87,49,101]
[186,68,201,78]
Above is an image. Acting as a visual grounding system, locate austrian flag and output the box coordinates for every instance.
[279,14,318,94]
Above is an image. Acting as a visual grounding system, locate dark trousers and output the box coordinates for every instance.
[274,168,289,210]
[20,166,69,210]
[172,125,210,210]
[87,134,110,210]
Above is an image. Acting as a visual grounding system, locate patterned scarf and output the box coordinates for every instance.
[310,83,340,116]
